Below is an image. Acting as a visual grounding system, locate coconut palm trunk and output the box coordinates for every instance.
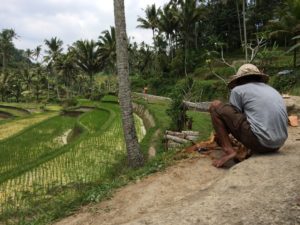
[113,0,144,168]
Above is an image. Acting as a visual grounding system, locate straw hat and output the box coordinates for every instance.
[228,64,269,89]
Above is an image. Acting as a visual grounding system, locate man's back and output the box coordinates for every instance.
[230,82,288,148]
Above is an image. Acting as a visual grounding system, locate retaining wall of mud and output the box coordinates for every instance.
[0,105,30,114]
[0,111,14,119]
[132,103,155,130]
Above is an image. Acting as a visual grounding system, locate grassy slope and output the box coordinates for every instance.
[0,112,58,141]
[0,96,212,224]
[0,99,131,224]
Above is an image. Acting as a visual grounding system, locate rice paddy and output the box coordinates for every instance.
[0,113,58,141]
[0,99,146,223]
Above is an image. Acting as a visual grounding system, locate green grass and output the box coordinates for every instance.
[101,95,118,103]
[0,96,212,224]
[0,107,29,117]
[0,102,62,113]
[0,99,147,224]
[0,112,58,141]
[79,109,110,133]
[0,115,78,181]
[187,111,212,141]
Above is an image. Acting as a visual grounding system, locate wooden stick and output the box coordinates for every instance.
[164,135,189,144]
[181,131,200,136]
[165,130,186,138]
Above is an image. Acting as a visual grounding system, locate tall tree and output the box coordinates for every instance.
[71,40,101,90]
[137,4,159,46]
[55,52,78,98]
[0,72,10,101]
[33,45,42,63]
[0,29,17,73]
[44,37,63,99]
[268,0,300,67]
[114,0,144,168]
[44,37,63,64]
[177,0,202,75]
[98,27,116,74]
[158,3,180,57]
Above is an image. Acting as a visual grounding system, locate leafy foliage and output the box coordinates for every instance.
[166,77,193,131]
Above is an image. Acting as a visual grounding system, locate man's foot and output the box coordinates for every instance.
[212,151,236,168]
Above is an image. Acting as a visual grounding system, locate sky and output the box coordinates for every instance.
[0,0,169,51]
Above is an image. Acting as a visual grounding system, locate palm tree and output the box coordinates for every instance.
[22,68,34,93]
[114,0,144,168]
[0,29,18,74]
[55,52,78,98]
[268,1,300,67]
[10,70,23,102]
[137,4,159,46]
[24,48,33,71]
[98,27,116,73]
[158,3,180,57]
[177,0,202,75]
[71,40,101,90]
[44,37,63,99]
[44,37,63,64]
[33,45,42,63]
[0,72,10,101]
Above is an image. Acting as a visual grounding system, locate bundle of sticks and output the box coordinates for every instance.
[164,130,200,150]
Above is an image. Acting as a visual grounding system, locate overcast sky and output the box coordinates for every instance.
[0,0,169,51]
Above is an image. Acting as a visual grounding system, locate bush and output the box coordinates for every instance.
[257,44,285,69]
[175,79,229,102]
[270,74,297,93]
[90,92,104,101]
[130,76,148,93]
[46,96,61,104]
[61,98,78,107]
[167,77,193,131]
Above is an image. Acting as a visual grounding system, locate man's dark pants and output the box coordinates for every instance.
[214,103,279,153]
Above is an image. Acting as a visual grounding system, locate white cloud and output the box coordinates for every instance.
[0,0,169,50]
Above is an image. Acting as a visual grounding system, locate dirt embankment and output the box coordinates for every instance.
[55,97,300,225]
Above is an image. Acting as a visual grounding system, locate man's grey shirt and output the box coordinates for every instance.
[230,82,288,148]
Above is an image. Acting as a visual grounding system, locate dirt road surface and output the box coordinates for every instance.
[55,97,300,225]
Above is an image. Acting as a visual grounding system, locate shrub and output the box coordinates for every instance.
[166,77,193,131]
[61,98,78,107]
[257,44,285,69]
[130,76,148,93]
[90,92,104,101]
[175,79,228,102]
[270,74,297,93]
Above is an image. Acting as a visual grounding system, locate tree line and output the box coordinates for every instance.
[0,0,299,103]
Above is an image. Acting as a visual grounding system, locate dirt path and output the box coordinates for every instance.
[55,97,300,225]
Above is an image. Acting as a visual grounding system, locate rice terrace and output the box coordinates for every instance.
[0,96,148,222]
[1,0,300,224]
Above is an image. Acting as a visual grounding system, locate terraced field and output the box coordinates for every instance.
[0,99,146,223]
[0,113,58,140]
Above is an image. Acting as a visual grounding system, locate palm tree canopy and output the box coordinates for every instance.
[44,37,63,63]
[33,45,42,61]
[158,3,180,38]
[71,39,101,76]
[137,4,159,32]
[98,26,116,72]
[0,29,17,50]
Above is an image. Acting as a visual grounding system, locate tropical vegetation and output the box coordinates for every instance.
[1,0,300,224]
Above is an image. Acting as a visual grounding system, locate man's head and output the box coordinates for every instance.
[227,64,269,89]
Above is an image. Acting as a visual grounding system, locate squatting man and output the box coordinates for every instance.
[208,63,288,168]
